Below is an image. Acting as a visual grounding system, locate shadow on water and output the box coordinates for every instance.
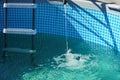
[67,0,119,54]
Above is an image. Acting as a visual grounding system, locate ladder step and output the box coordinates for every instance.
[3,28,36,35]
[3,3,37,8]
[3,48,36,54]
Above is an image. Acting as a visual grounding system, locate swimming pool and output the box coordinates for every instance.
[0,0,120,80]
[0,33,120,80]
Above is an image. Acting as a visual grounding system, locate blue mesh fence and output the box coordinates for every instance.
[0,2,120,51]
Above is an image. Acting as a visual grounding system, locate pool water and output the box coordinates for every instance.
[0,33,120,80]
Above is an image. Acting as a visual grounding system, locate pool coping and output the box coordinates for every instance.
[70,0,120,16]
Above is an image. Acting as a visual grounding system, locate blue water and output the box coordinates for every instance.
[0,33,120,80]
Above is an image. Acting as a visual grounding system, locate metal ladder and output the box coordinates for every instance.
[2,0,37,64]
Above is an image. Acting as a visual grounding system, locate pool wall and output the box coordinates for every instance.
[0,0,120,52]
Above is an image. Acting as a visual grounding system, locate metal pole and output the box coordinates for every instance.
[32,0,35,50]
[4,0,7,47]
[31,0,35,65]
[3,0,7,61]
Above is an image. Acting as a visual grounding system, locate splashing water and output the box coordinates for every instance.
[21,48,120,80]
[53,49,96,70]
[22,49,100,80]
[64,4,69,51]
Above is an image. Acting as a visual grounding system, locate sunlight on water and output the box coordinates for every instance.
[21,49,120,80]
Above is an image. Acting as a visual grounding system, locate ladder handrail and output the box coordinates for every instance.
[4,0,7,49]
[32,0,35,51]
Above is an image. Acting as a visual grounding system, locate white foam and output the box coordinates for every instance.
[53,49,95,70]
[21,49,120,80]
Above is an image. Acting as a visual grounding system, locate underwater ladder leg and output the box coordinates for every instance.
[31,0,36,66]
[2,0,8,63]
